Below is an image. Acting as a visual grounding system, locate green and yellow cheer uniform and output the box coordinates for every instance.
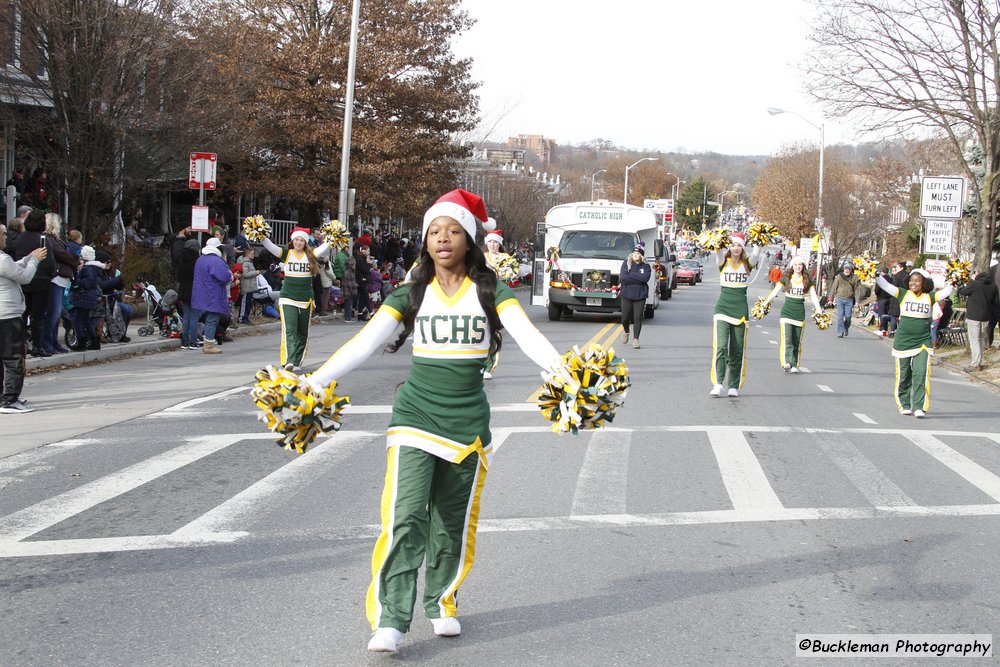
[875,275,953,413]
[310,276,559,633]
[712,247,759,389]
[262,238,329,366]
[761,273,822,369]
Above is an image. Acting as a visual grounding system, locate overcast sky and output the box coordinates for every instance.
[453,0,854,156]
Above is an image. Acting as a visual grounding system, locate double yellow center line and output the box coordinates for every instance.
[525,321,622,402]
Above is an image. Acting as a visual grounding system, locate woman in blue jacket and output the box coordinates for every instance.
[619,244,651,349]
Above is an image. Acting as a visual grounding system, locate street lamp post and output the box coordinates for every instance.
[623,157,659,205]
[768,107,825,279]
[591,169,607,200]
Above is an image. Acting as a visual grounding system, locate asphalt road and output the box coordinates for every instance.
[2,265,999,666]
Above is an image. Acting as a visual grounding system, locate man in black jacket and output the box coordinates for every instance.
[958,271,998,371]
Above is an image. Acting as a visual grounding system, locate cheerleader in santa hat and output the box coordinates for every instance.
[482,224,505,378]
[874,267,953,417]
[758,255,822,373]
[710,231,761,397]
[308,189,561,653]
[261,228,330,371]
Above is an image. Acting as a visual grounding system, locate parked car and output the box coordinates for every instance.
[675,259,704,285]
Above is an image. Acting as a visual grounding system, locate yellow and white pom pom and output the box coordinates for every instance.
[537,344,630,434]
[747,222,780,247]
[946,259,971,287]
[251,365,350,454]
[319,220,350,251]
[852,251,879,284]
[751,296,771,320]
[812,310,832,330]
[696,227,731,252]
[495,253,520,282]
[242,215,271,243]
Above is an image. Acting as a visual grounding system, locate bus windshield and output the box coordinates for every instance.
[558,231,637,260]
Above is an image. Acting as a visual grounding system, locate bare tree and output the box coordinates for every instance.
[806,0,999,271]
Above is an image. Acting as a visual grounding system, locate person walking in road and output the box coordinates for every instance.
[957,270,998,371]
[0,223,46,413]
[619,243,650,349]
[758,255,823,373]
[830,264,859,338]
[710,232,760,397]
[261,228,330,370]
[875,268,953,417]
[307,189,562,654]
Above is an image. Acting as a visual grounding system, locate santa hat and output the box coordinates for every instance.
[910,268,931,280]
[422,189,488,240]
[789,255,805,267]
[729,232,746,246]
[484,229,504,245]
[290,227,311,242]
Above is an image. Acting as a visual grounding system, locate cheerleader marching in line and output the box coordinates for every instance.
[710,232,760,397]
[481,223,504,379]
[759,255,822,373]
[307,190,561,653]
[874,268,953,417]
[261,228,330,371]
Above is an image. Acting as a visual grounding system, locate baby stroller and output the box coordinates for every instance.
[135,281,180,338]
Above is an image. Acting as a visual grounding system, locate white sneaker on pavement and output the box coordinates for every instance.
[727,388,739,397]
[483,371,492,380]
[782,364,791,372]
[709,384,724,397]
[913,409,925,418]
[431,617,462,637]
[900,408,912,415]
[367,628,405,653]
[790,366,799,374]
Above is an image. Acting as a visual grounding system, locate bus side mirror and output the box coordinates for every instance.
[654,239,664,258]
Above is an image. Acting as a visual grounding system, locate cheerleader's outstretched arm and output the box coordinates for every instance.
[309,308,401,387]
[935,284,954,301]
[762,283,782,306]
[808,287,822,312]
[314,241,331,258]
[715,249,728,267]
[748,245,761,267]
[875,275,899,298]
[497,299,562,372]
[261,238,282,258]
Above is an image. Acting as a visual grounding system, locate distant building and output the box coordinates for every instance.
[507,134,556,166]
[473,148,525,170]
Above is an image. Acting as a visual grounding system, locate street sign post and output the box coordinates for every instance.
[923,219,954,254]
[919,176,964,219]
[189,152,217,191]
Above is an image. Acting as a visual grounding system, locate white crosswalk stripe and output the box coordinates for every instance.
[3,423,1000,558]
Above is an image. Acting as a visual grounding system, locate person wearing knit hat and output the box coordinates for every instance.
[260,227,331,370]
[307,189,563,653]
[68,246,108,351]
[480,228,507,378]
[619,243,651,349]
[830,263,859,338]
[709,230,761,397]
[190,235,233,355]
[874,268,953,417]
[757,255,823,373]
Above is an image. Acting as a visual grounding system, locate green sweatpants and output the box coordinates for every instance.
[894,351,931,412]
[780,322,803,368]
[366,446,487,632]
[712,318,747,389]
[279,301,312,366]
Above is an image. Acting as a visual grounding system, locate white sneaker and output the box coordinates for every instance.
[483,371,493,380]
[367,627,405,653]
[900,408,912,415]
[431,617,462,637]
[709,384,724,397]
[727,388,739,397]
[790,366,799,374]
[782,364,791,372]
[913,409,925,419]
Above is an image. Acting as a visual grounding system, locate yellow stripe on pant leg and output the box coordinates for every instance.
[796,325,804,367]
[710,319,720,385]
[279,304,289,365]
[893,357,904,411]
[923,353,932,411]
[300,302,313,364]
[437,458,488,618]
[779,323,787,368]
[366,446,400,630]
[738,323,749,389]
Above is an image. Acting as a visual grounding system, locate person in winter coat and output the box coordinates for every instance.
[618,244,651,349]
[69,246,112,350]
[43,213,78,354]
[191,238,233,354]
[170,227,192,280]
[957,271,999,371]
[341,251,358,322]
[237,245,262,324]
[177,238,202,349]
[12,210,56,356]
[354,243,371,319]
[0,223,46,412]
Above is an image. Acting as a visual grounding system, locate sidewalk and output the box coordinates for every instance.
[26,311,342,373]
